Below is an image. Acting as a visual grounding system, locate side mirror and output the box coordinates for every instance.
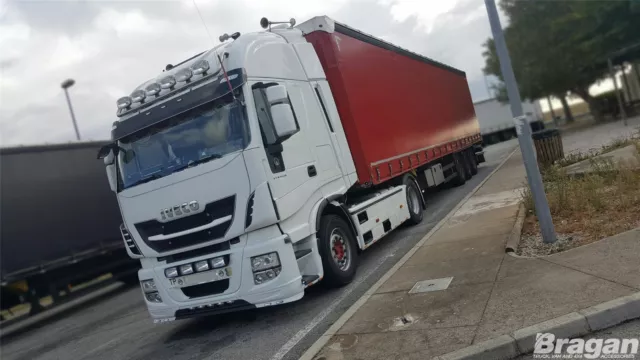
[265,85,299,142]
[105,164,117,192]
[103,151,114,165]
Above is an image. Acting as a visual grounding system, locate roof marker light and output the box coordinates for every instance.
[190,59,210,75]
[145,83,161,97]
[131,89,146,103]
[117,96,132,109]
[159,75,176,89]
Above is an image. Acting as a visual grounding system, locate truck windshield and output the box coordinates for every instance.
[116,95,249,190]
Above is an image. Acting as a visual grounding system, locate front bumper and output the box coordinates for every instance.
[138,227,305,323]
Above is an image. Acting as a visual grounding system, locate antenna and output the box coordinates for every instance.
[192,0,215,46]
[217,53,236,101]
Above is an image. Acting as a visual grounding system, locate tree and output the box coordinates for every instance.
[482,0,640,122]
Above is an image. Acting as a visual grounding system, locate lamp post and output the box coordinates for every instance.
[485,0,556,243]
[61,79,81,141]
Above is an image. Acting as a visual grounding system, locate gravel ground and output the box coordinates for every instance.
[517,231,584,257]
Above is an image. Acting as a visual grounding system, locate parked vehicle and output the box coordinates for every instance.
[98,16,484,323]
[0,142,138,318]
[473,97,544,145]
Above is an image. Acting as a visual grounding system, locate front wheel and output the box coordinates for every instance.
[403,174,424,225]
[318,215,358,287]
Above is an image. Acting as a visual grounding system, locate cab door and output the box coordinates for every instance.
[251,80,318,221]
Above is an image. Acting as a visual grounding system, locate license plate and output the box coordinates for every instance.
[168,267,231,288]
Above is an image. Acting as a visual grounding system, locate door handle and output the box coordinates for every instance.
[307,165,317,177]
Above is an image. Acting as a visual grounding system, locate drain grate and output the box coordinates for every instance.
[409,277,453,294]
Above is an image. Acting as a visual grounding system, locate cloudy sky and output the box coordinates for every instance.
[0,0,502,146]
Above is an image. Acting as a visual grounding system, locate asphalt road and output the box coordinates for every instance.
[0,141,518,360]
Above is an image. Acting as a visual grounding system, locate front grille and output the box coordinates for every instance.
[180,279,230,298]
[175,300,255,319]
[135,196,235,252]
[159,241,232,264]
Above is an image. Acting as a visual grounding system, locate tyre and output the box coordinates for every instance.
[467,148,478,175]
[403,174,424,225]
[462,150,473,180]
[318,215,358,287]
[451,153,466,186]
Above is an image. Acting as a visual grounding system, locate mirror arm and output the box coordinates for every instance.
[267,143,283,154]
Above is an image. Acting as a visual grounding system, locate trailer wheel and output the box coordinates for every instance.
[403,174,424,225]
[468,148,478,175]
[318,215,358,287]
[452,153,467,186]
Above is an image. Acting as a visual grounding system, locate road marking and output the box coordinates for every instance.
[298,146,518,360]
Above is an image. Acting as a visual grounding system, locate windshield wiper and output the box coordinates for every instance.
[126,173,164,188]
[173,154,223,173]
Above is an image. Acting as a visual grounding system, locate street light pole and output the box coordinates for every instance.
[61,79,81,141]
[484,0,556,243]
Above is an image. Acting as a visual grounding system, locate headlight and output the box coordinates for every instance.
[190,59,210,75]
[117,96,132,109]
[210,256,226,269]
[251,252,280,272]
[164,267,178,278]
[130,89,146,103]
[179,264,194,275]
[145,291,162,303]
[140,279,156,293]
[159,75,176,89]
[145,83,161,97]
[194,260,209,272]
[175,68,193,82]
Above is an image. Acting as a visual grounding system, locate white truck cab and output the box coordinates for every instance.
[99,19,416,323]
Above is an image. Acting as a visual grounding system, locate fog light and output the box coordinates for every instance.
[179,264,194,275]
[194,260,209,272]
[145,291,162,303]
[254,272,267,284]
[253,266,281,285]
[210,256,226,269]
[164,267,178,278]
[265,269,276,279]
[251,252,280,272]
[140,279,156,293]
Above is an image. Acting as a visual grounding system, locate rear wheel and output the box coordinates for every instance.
[403,174,424,225]
[318,215,358,287]
[468,148,478,175]
[451,153,467,186]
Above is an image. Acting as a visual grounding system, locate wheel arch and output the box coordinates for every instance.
[313,197,359,245]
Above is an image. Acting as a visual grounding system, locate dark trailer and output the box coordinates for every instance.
[1,141,137,317]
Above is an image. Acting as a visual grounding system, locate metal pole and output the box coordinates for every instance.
[63,88,81,140]
[484,0,556,243]
[608,58,627,126]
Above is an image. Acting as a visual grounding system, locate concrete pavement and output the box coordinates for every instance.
[310,149,640,360]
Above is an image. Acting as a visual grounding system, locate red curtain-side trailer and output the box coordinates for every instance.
[304,19,481,186]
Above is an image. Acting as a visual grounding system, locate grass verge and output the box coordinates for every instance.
[518,135,640,256]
